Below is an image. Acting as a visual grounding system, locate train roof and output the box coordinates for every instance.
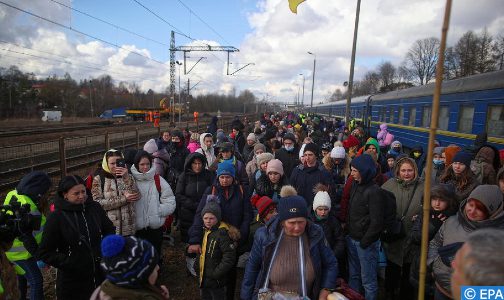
[372,69,504,101]
[314,95,370,107]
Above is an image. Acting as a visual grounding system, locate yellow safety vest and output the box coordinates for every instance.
[3,190,46,262]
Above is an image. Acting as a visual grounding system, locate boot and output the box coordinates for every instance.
[185,256,197,277]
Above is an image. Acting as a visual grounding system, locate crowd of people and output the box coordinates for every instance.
[1,112,504,300]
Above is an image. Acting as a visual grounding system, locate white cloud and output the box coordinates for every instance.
[0,0,502,104]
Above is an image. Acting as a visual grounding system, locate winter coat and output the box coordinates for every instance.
[38,195,115,300]
[381,157,424,266]
[440,171,480,204]
[241,217,338,300]
[290,163,334,209]
[473,146,498,184]
[377,124,394,148]
[143,139,171,178]
[187,141,200,153]
[347,173,385,249]
[200,222,237,288]
[188,183,253,248]
[130,165,176,231]
[428,199,504,297]
[207,116,218,137]
[275,147,301,178]
[242,143,255,164]
[195,133,217,169]
[420,162,445,184]
[214,156,250,192]
[91,172,139,236]
[312,214,345,260]
[408,208,456,290]
[175,153,214,242]
[235,131,246,155]
[254,173,289,203]
[410,145,426,175]
[246,158,258,179]
[90,280,166,300]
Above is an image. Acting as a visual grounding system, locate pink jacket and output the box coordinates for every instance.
[187,141,200,153]
[377,124,394,147]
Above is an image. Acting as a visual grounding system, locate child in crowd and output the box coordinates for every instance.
[92,235,169,299]
[187,132,201,153]
[199,200,238,300]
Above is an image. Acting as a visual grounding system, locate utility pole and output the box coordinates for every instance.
[170,31,176,124]
[177,61,182,123]
[89,80,94,118]
[346,0,361,123]
[299,74,305,106]
[308,52,316,107]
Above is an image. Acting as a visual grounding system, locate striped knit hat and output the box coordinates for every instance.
[100,235,158,287]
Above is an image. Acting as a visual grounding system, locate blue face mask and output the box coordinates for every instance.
[285,145,294,152]
[433,159,444,166]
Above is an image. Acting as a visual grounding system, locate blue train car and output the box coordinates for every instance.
[310,70,504,150]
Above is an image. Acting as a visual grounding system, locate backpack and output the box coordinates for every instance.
[380,188,397,235]
[470,159,485,183]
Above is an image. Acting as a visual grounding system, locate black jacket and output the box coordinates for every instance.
[274,147,300,178]
[290,163,334,209]
[200,226,236,289]
[176,153,214,242]
[38,194,115,300]
[312,214,345,259]
[234,131,246,155]
[254,173,289,202]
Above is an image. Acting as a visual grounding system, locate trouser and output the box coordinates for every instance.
[434,287,452,300]
[201,287,227,300]
[136,227,163,259]
[346,236,378,300]
[385,260,414,300]
[16,257,44,300]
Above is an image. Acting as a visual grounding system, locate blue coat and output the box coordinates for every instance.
[241,217,338,300]
[188,183,253,247]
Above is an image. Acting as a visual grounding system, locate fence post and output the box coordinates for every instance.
[105,132,110,150]
[59,137,67,179]
[157,126,161,138]
[136,127,140,149]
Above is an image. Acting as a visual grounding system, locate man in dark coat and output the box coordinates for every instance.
[290,143,334,209]
[167,130,190,189]
[346,153,385,300]
[274,132,300,178]
[232,125,246,155]
[207,116,219,137]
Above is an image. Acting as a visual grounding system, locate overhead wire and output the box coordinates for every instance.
[0,1,169,66]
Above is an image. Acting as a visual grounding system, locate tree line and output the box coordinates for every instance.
[328,28,504,102]
[0,67,259,119]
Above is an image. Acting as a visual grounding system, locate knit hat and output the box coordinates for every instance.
[452,151,473,167]
[266,159,284,176]
[250,195,275,219]
[433,147,445,156]
[218,142,234,152]
[247,133,256,142]
[343,135,360,149]
[330,146,346,159]
[16,171,52,204]
[256,152,274,166]
[391,140,402,149]
[190,132,200,142]
[283,133,296,143]
[280,185,298,198]
[143,139,158,154]
[468,185,503,215]
[217,161,235,178]
[201,200,222,222]
[277,195,308,222]
[303,143,319,156]
[313,191,331,211]
[100,235,158,287]
[253,143,266,154]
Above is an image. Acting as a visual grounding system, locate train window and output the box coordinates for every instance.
[487,105,504,137]
[409,107,416,126]
[439,106,449,130]
[389,107,395,123]
[398,107,404,125]
[380,107,387,122]
[422,106,431,127]
[458,105,474,133]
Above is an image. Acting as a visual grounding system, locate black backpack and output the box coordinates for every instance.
[380,188,398,241]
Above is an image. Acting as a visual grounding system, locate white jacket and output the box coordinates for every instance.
[195,132,216,168]
[130,165,176,230]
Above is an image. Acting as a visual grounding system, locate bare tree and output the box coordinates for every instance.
[403,37,440,85]
[492,33,504,70]
[377,61,396,89]
[475,28,496,73]
[454,31,479,77]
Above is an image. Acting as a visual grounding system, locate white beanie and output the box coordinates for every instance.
[330,146,346,159]
[313,191,331,211]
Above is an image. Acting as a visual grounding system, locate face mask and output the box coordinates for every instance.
[433,159,443,166]
[413,152,421,158]
[285,145,294,152]
[392,147,400,153]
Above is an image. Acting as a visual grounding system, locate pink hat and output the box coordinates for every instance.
[266,159,284,176]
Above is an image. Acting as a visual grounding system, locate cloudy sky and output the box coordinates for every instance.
[0,0,503,103]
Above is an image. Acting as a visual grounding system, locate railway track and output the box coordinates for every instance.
[0,114,256,196]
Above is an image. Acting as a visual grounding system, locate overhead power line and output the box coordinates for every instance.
[175,0,231,46]
[0,1,169,67]
[49,0,170,47]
